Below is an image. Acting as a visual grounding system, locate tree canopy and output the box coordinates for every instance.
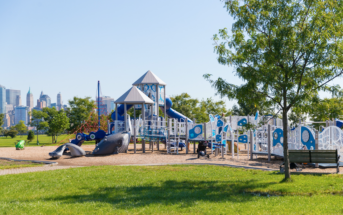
[66,97,95,132]
[170,93,232,123]
[205,0,343,179]
[31,107,69,143]
[15,120,27,136]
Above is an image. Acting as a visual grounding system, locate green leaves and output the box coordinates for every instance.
[15,120,27,136]
[209,0,343,111]
[66,97,95,132]
[170,93,232,123]
[31,107,70,143]
[209,0,343,179]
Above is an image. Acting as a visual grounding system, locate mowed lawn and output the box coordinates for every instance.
[1,165,343,214]
[0,135,96,147]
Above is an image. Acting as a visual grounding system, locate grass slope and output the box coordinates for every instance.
[0,165,343,214]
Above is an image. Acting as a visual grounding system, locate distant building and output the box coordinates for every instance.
[4,113,10,128]
[32,106,42,112]
[6,89,20,106]
[14,106,28,125]
[16,95,21,106]
[51,103,57,109]
[102,96,115,115]
[95,97,109,115]
[26,87,34,111]
[63,104,67,109]
[0,85,5,114]
[39,91,51,107]
[5,104,14,114]
[57,92,63,110]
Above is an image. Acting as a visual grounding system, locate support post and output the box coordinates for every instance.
[156,85,159,151]
[164,85,167,120]
[134,107,136,153]
[142,103,145,153]
[116,103,118,121]
[124,103,127,132]
[315,130,319,168]
[221,130,224,159]
[151,104,154,152]
[185,120,188,154]
[231,130,234,159]
[237,130,239,159]
[204,123,207,155]
[167,118,171,153]
[250,130,253,160]
[268,124,271,162]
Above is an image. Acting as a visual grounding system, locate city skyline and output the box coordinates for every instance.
[0,83,116,127]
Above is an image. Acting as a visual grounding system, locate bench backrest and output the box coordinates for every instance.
[288,150,338,163]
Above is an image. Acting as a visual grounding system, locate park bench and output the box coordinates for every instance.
[281,150,340,173]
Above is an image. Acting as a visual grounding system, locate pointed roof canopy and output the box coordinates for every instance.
[28,87,31,94]
[132,70,166,86]
[115,86,154,104]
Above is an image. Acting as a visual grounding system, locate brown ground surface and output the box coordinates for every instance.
[0,143,341,174]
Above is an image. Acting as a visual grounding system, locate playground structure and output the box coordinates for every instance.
[49,70,343,165]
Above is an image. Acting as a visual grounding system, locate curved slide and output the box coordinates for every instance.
[49,143,86,159]
[164,97,192,122]
[111,104,134,121]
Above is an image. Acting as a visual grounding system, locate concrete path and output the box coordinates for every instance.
[0,165,78,176]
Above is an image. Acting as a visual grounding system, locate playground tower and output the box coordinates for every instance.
[132,70,167,119]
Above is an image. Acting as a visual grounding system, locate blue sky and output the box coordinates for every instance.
[0,0,340,108]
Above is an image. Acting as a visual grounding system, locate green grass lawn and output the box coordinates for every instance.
[0,160,43,170]
[1,165,343,214]
[0,135,96,147]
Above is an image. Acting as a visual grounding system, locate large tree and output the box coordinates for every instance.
[31,107,69,143]
[205,0,343,179]
[66,97,95,132]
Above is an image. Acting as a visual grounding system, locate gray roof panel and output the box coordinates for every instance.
[115,86,154,104]
[132,70,166,86]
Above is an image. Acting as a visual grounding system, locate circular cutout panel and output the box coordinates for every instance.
[302,130,310,143]
[273,132,278,140]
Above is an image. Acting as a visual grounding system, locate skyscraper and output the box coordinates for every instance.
[39,91,51,107]
[57,92,62,110]
[26,87,34,111]
[16,95,21,106]
[0,85,6,114]
[102,96,115,115]
[6,89,20,106]
[14,106,28,125]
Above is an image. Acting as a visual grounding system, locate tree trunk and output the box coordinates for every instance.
[282,108,291,179]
